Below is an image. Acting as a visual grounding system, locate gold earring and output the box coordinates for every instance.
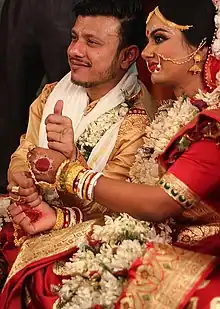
[189,54,202,74]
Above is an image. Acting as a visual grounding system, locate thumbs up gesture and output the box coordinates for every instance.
[45,100,76,160]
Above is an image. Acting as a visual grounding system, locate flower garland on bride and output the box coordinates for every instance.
[130,86,220,185]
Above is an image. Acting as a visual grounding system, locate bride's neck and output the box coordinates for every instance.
[174,73,205,98]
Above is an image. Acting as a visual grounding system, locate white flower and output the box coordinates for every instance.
[130,96,200,185]
[215,14,220,28]
[55,213,173,309]
[77,101,131,160]
[0,198,11,232]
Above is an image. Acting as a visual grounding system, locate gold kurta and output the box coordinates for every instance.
[8,82,154,212]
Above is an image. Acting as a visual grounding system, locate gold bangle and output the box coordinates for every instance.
[52,207,65,230]
[13,223,28,247]
[55,159,70,191]
[65,161,85,194]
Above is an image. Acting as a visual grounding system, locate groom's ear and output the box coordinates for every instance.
[54,100,64,115]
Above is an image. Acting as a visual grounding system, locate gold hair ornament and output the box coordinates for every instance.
[146,6,193,32]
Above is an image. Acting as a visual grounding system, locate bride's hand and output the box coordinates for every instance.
[28,147,66,183]
[8,201,57,235]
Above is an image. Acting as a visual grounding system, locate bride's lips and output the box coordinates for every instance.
[147,61,159,72]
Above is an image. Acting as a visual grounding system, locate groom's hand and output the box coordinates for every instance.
[45,100,77,160]
[8,172,42,207]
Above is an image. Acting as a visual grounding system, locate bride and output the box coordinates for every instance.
[2,0,220,307]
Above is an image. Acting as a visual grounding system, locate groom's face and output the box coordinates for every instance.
[67,15,122,88]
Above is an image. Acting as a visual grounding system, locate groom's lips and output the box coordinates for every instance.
[69,59,91,67]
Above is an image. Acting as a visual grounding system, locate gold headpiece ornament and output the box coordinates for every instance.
[146,6,193,31]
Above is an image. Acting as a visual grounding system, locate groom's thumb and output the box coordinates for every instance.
[54,100,64,115]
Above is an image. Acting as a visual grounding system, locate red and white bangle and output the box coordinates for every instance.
[87,172,103,200]
[65,207,77,226]
[72,207,83,223]
[76,170,94,199]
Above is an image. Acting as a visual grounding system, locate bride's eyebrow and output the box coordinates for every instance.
[151,28,169,36]
[147,27,175,37]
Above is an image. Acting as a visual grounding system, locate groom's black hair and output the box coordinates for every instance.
[74,0,146,52]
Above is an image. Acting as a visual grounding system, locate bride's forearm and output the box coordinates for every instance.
[94,176,182,222]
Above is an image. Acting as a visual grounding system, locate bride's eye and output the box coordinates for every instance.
[154,34,168,44]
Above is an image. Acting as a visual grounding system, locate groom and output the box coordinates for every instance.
[7,0,155,216]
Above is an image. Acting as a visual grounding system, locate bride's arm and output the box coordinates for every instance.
[93,139,220,222]
[94,177,181,222]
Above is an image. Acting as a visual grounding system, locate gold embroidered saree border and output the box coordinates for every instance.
[177,223,220,245]
[119,243,216,309]
[159,172,200,210]
[4,219,97,286]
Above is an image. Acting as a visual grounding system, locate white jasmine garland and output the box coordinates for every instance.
[76,103,130,160]
[55,214,173,309]
[130,96,199,185]
[130,89,220,185]
[0,197,11,233]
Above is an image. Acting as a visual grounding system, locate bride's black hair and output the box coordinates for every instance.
[158,0,216,47]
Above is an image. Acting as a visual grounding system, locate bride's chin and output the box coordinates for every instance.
[151,72,164,84]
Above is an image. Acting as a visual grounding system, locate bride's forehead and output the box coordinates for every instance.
[146,15,177,36]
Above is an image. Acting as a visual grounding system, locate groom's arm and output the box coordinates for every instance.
[8,83,56,182]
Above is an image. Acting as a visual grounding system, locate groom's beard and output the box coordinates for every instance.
[71,55,119,88]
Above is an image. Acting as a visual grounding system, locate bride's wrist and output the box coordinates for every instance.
[52,206,83,230]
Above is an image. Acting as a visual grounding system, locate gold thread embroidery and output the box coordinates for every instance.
[177,224,220,245]
[186,297,199,309]
[210,297,220,309]
[198,279,210,289]
[158,172,200,209]
[119,243,215,309]
[4,219,98,287]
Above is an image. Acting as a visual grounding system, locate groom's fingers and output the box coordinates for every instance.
[46,123,65,133]
[25,192,40,203]
[45,114,72,126]
[27,196,42,208]
[18,186,37,197]
[54,100,64,115]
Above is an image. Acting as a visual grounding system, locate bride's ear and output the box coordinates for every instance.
[201,46,209,62]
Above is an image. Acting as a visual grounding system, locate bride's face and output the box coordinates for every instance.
[141,14,198,87]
